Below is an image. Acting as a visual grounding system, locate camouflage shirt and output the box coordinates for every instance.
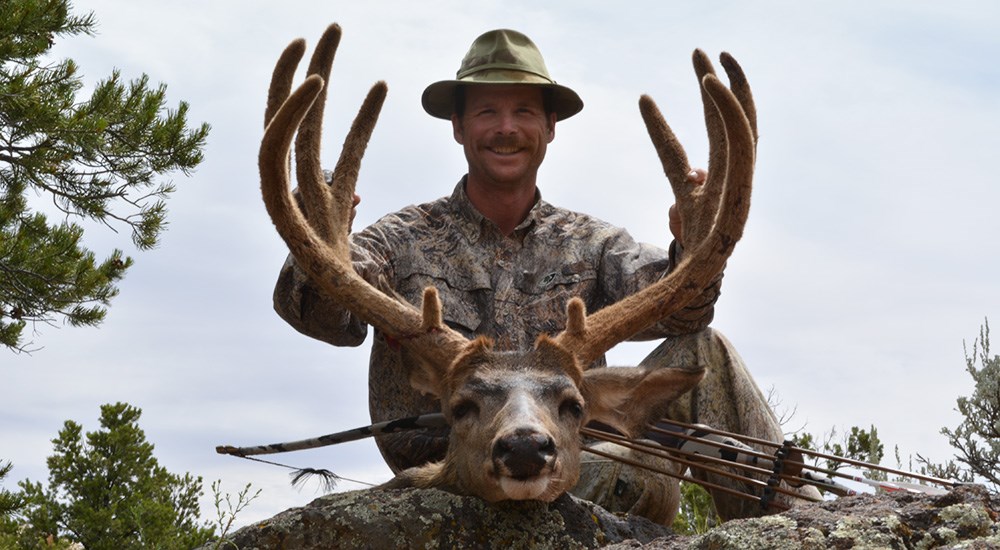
[273,178,721,472]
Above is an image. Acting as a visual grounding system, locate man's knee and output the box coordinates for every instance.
[638,328,761,425]
[638,327,747,374]
[638,327,722,373]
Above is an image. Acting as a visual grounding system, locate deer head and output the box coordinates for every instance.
[259,24,756,503]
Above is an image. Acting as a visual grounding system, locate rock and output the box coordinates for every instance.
[608,484,999,549]
[204,487,672,549]
[203,485,999,549]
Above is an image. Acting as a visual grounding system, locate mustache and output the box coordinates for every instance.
[487,136,527,149]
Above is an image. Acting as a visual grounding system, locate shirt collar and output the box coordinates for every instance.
[449,176,544,242]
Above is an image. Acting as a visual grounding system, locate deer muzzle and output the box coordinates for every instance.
[493,429,556,479]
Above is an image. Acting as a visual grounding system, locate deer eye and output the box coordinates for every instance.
[559,398,584,420]
[451,400,479,421]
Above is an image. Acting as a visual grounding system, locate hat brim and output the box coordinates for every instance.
[422,69,583,121]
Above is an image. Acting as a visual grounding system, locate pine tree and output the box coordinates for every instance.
[0,460,22,518]
[8,403,213,549]
[0,0,209,351]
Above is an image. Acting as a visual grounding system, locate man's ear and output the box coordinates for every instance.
[452,114,464,145]
[581,366,704,437]
[546,112,556,143]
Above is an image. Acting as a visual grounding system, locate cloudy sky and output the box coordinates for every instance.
[5,0,999,528]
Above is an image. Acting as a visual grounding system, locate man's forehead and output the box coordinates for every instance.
[464,85,546,107]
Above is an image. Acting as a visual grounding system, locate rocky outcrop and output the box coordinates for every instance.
[206,488,671,549]
[611,484,999,549]
[204,484,998,549]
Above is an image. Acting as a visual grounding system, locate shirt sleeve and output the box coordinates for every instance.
[271,224,397,347]
[598,228,722,339]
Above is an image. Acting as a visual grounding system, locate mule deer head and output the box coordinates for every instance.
[259,24,755,503]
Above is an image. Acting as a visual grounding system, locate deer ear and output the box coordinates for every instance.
[533,335,583,385]
[581,366,704,437]
[408,337,494,398]
[407,354,446,398]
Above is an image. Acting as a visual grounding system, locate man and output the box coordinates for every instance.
[274,29,811,521]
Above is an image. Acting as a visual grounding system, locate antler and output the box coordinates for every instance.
[644,50,757,248]
[554,52,756,368]
[258,24,469,374]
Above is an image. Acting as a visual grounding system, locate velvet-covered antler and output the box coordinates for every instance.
[258,24,471,379]
[554,52,756,369]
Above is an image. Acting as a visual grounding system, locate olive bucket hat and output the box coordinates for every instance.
[422,29,584,121]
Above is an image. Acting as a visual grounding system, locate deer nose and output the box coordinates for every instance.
[492,430,556,479]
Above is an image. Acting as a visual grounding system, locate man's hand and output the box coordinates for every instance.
[349,193,361,233]
[324,169,362,233]
[668,168,706,243]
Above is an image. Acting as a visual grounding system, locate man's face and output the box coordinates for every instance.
[452,85,557,189]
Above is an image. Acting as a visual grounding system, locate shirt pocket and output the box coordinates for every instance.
[397,266,491,337]
[516,263,598,337]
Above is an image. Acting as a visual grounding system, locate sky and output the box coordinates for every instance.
[4,0,999,529]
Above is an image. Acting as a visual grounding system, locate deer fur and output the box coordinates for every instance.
[259,24,755,508]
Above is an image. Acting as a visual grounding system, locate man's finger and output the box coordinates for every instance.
[349,193,361,233]
[669,204,682,242]
[687,168,707,185]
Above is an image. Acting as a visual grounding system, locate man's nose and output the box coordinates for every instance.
[495,111,519,134]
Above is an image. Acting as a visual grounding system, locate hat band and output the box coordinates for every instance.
[457,68,556,86]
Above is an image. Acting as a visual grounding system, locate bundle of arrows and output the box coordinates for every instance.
[216,414,958,511]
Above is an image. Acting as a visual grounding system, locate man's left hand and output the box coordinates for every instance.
[668,168,707,243]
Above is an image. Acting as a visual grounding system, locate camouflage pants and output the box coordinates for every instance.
[571,328,821,524]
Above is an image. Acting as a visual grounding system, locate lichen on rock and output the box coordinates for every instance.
[200,484,998,549]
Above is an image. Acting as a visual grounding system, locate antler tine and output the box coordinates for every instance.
[293,24,341,242]
[260,75,327,246]
[260,29,470,378]
[692,49,724,157]
[264,39,306,191]
[700,72,754,246]
[329,82,387,246]
[719,52,758,146]
[689,50,726,246]
[555,66,754,368]
[637,95,691,196]
[265,39,306,129]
